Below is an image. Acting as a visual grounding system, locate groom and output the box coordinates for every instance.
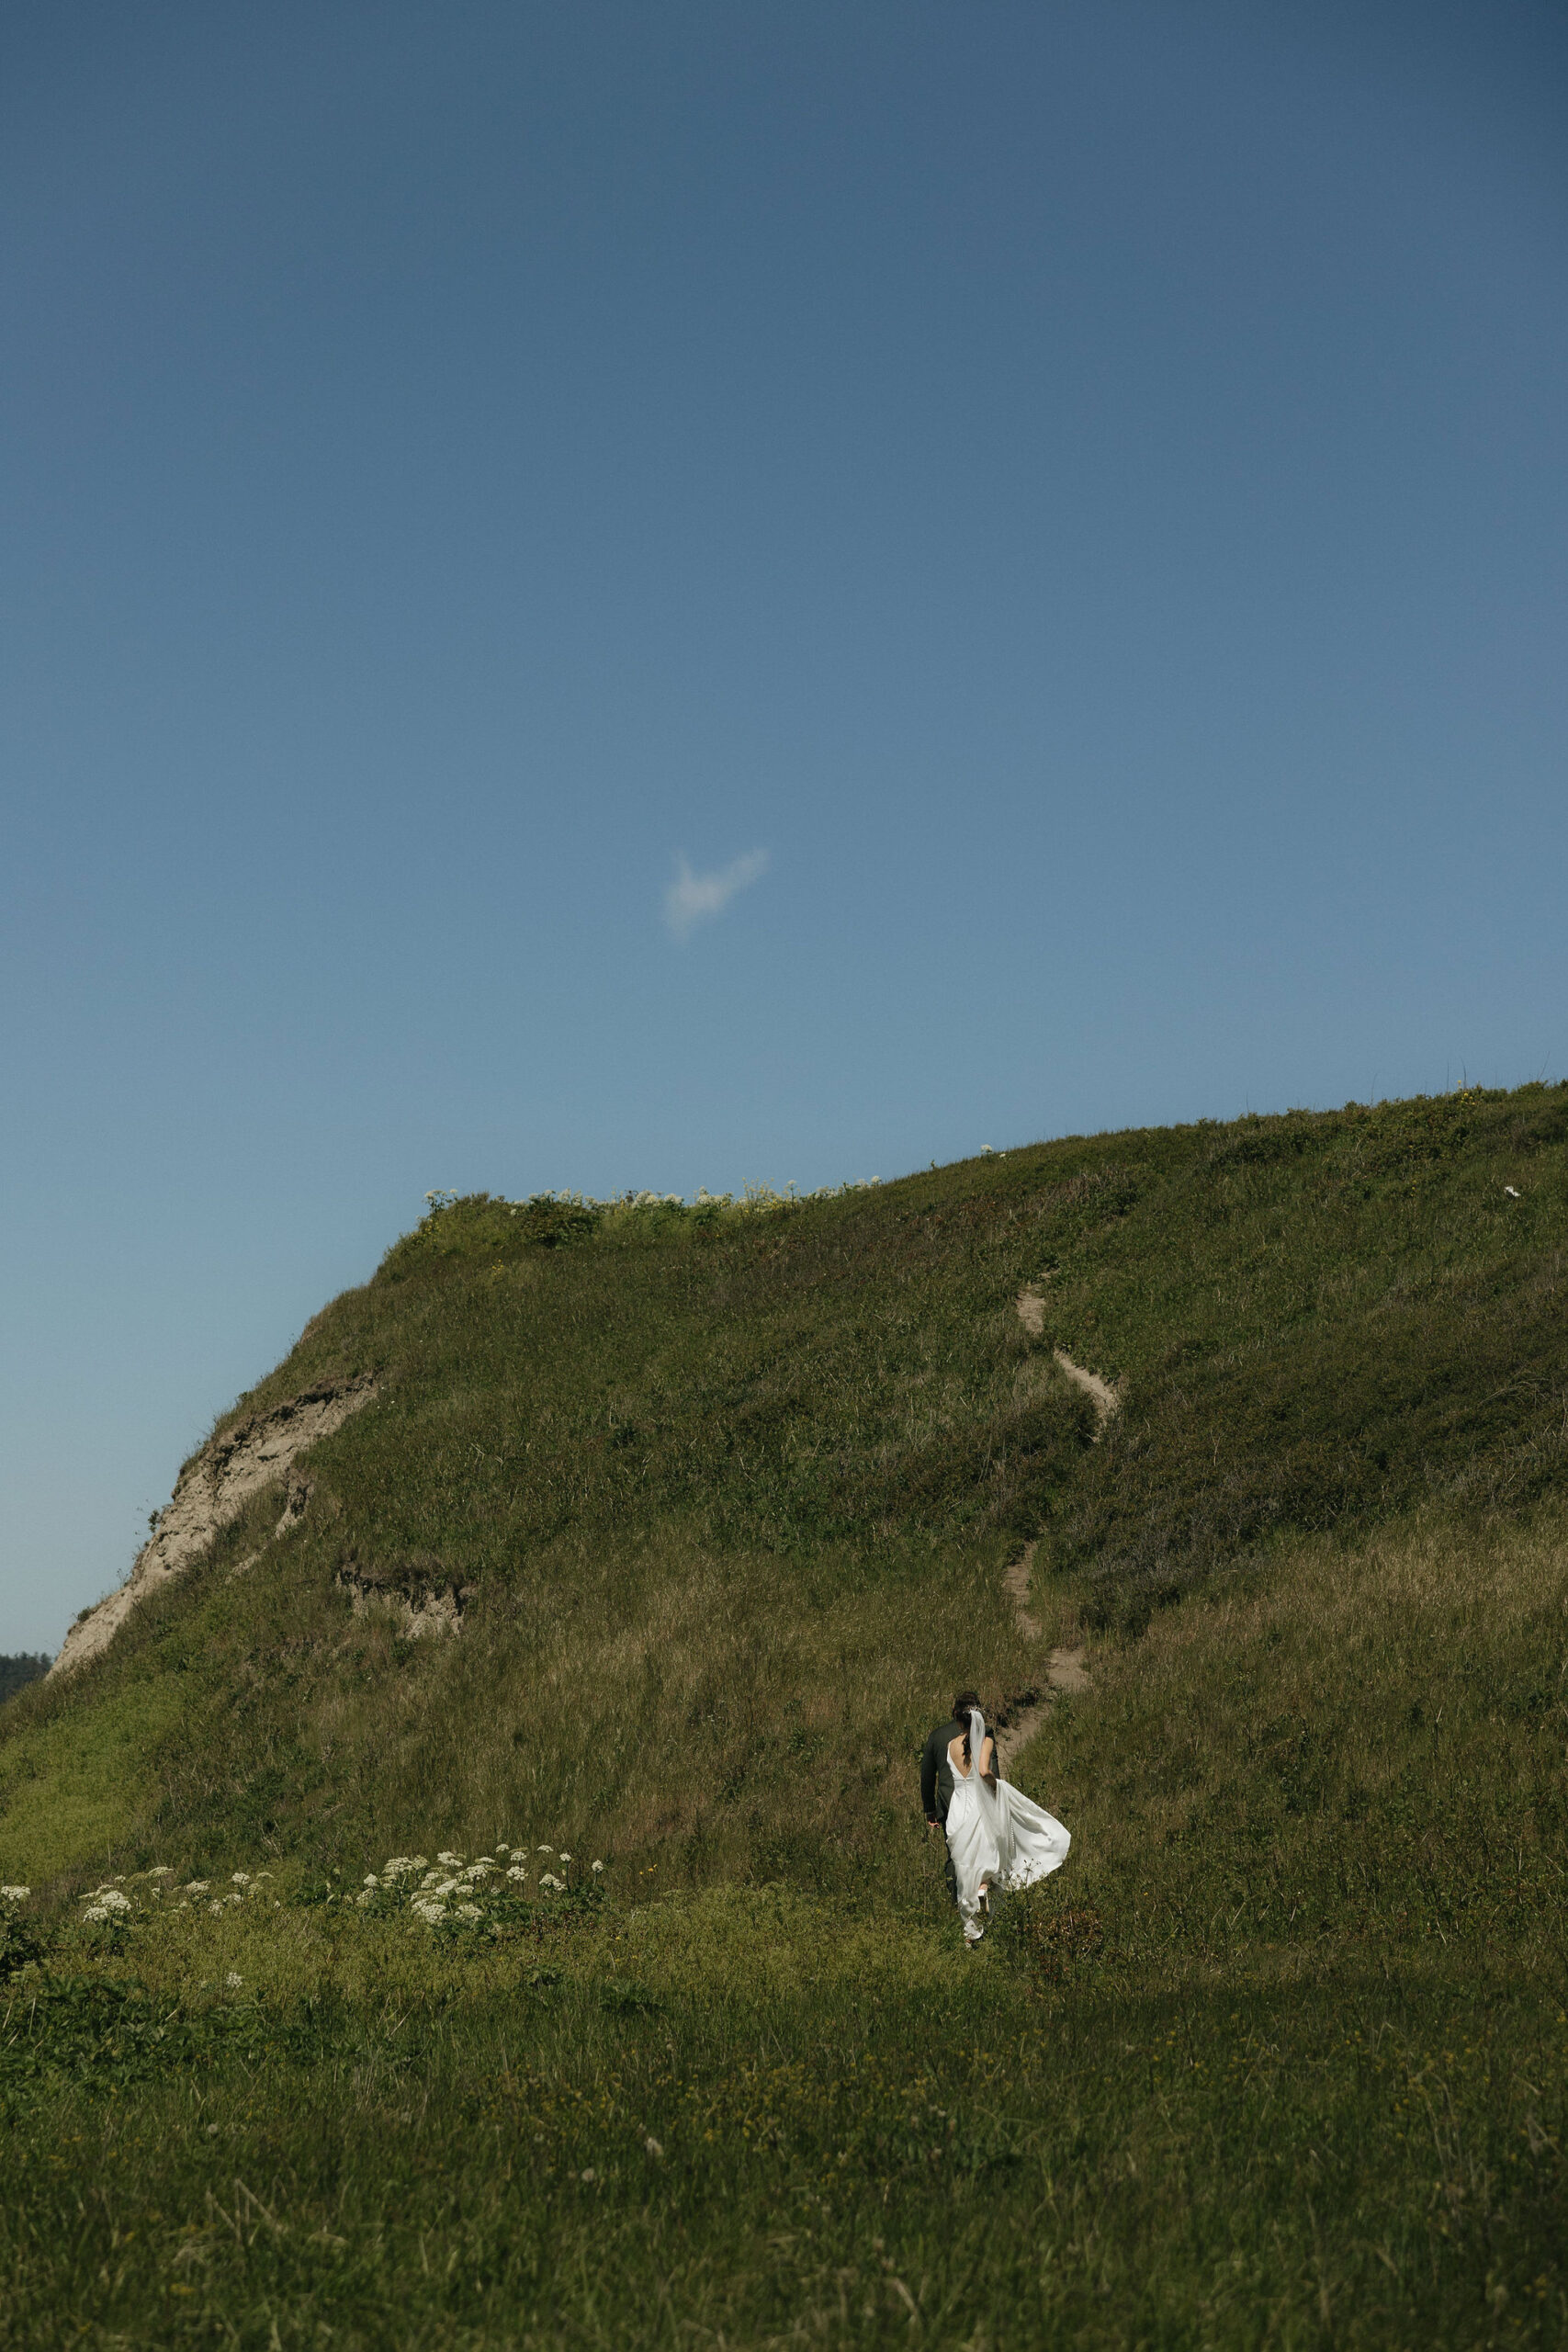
[921,1688,983,1905]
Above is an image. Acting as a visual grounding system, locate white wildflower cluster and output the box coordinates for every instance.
[78,1867,271,1927]
[42,1842,603,1947]
[80,1885,134,1924]
[355,1853,429,1908]
[0,1884,29,1905]
[364,1841,606,1932]
[405,1850,503,1928]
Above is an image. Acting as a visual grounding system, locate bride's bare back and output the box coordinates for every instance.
[948,1732,996,1783]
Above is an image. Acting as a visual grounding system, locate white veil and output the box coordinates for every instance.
[968,1706,1007,1857]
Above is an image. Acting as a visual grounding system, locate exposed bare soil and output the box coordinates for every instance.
[995,1542,1091,1770]
[996,1290,1113,1765]
[51,1379,378,1676]
[334,1548,472,1640]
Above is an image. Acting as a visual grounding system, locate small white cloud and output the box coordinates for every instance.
[664,849,770,940]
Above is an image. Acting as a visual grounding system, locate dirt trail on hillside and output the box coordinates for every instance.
[1051,1350,1120,1429]
[51,1378,378,1677]
[1015,1290,1121,1433]
[994,1294,1113,1766]
[996,1538,1091,1769]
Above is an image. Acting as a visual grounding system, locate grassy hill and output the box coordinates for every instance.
[3,1083,1566,2346]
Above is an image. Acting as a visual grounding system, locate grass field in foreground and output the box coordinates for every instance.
[4,1921,1562,2349]
[4,1507,1565,2347]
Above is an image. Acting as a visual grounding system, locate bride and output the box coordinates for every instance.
[945,1705,1070,1943]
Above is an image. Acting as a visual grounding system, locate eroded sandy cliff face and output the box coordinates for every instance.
[51,1378,378,1676]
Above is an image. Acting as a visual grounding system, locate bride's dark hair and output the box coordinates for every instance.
[953,1689,983,1765]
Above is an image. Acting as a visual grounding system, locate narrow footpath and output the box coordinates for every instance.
[995,1292,1119,1768]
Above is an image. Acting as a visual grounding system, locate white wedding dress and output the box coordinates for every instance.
[945,1708,1070,1942]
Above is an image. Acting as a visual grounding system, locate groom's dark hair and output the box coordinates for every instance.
[952,1689,983,1720]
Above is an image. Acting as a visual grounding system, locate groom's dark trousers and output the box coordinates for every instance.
[920,1718,969,1907]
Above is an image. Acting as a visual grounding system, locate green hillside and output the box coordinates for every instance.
[6,1080,1564,1889]
[3,1084,1566,2346]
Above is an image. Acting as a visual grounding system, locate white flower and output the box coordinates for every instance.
[455,1901,481,1922]
[558,1853,571,1864]
[505,1865,529,1883]
[226,1892,243,1906]
[591,1861,604,1875]
[83,1904,109,1923]
[209,1901,225,1917]
[495,1843,511,1855]
[148,1866,172,1879]
[231,1872,251,1887]
[363,1873,380,1886]
[436,1850,464,1866]
[185,1881,211,1894]
[536,1845,553,1855]
[538,1872,564,1893]
[0,1885,29,1903]
[411,1897,446,1924]
[84,1888,131,1915]
[644,2136,663,2158]
[225,1972,243,1989]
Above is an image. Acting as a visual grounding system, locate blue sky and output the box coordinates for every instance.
[4,1,1565,1653]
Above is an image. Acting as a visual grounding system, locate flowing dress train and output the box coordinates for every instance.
[944,1707,1070,1942]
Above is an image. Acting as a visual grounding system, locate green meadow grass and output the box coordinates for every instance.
[5,1930,1563,2349]
[3,1087,1567,2343]
[0,1676,187,1888]
[4,1509,1566,2345]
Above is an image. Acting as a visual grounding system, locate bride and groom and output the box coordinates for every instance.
[921,1689,1070,1942]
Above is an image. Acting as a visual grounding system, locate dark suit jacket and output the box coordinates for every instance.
[920,1718,970,1824]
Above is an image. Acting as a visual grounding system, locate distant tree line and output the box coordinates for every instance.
[0,1654,51,1705]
